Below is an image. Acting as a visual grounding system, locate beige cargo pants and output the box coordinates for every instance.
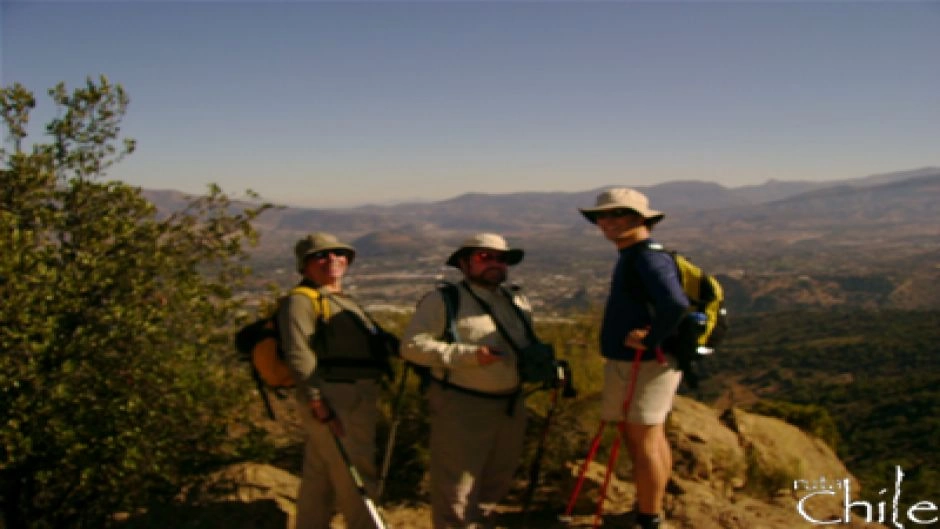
[428,383,527,529]
[294,380,379,529]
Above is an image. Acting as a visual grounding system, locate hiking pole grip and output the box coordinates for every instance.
[328,429,388,529]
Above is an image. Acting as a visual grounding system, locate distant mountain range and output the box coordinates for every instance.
[144,166,940,238]
[143,167,940,312]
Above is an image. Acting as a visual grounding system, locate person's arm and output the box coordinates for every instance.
[401,290,495,368]
[279,292,346,433]
[278,292,327,402]
[635,251,689,351]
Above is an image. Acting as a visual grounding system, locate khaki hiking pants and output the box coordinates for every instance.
[428,383,527,529]
[295,380,379,529]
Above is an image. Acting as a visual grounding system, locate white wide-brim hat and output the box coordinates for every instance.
[445,232,524,267]
[579,187,665,225]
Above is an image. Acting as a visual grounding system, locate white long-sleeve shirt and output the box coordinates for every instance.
[401,281,533,395]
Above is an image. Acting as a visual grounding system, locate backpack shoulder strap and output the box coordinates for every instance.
[437,282,460,343]
[499,285,539,344]
[289,285,330,318]
[459,280,529,353]
[643,241,683,274]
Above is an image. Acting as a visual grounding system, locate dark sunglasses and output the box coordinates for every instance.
[593,208,638,220]
[470,250,509,264]
[309,249,353,260]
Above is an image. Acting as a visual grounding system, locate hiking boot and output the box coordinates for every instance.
[634,512,662,529]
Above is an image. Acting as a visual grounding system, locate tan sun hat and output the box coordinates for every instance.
[294,232,356,272]
[445,232,524,267]
[579,187,665,226]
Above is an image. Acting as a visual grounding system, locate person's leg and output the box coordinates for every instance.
[622,361,682,527]
[429,386,496,529]
[624,422,670,515]
[331,381,380,529]
[295,405,338,529]
[475,397,527,525]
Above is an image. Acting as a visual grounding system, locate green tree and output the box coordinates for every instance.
[0,77,270,528]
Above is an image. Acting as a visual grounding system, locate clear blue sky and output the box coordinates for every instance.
[3,0,939,207]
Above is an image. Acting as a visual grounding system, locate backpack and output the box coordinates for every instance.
[640,243,728,389]
[234,287,325,418]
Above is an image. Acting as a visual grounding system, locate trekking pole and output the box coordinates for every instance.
[591,350,646,527]
[376,363,409,500]
[591,425,623,529]
[327,428,388,529]
[521,363,567,528]
[559,420,607,523]
[561,349,644,524]
[250,366,277,420]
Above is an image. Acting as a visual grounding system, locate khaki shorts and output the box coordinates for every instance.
[600,357,682,425]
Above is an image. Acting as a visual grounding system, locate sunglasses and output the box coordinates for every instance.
[309,249,353,260]
[470,250,510,264]
[593,208,638,220]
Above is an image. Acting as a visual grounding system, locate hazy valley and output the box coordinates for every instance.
[147,167,940,316]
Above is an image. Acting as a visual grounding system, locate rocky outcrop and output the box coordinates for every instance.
[550,397,874,529]
[117,396,883,528]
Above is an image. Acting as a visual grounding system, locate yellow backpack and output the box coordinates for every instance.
[670,251,727,353]
[639,243,729,389]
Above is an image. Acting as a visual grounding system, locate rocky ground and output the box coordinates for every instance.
[117,396,884,529]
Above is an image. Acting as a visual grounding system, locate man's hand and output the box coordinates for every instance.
[476,345,503,366]
[309,397,345,437]
[624,328,649,351]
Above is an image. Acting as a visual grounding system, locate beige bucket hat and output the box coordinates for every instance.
[579,187,665,226]
[294,232,356,272]
[446,232,524,267]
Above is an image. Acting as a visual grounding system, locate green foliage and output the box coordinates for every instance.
[701,309,940,503]
[369,313,432,503]
[0,78,271,528]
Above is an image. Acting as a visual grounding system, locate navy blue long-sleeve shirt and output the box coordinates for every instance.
[600,239,689,361]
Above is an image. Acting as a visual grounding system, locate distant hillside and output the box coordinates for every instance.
[728,166,940,203]
[715,171,940,227]
[141,168,940,312]
[352,229,445,257]
[141,167,940,238]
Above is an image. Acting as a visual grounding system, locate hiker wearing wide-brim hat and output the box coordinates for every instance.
[445,232,525,267]
[579,187,665,227]
[402,231,538,529]
[577,188,685,529]
[281,231,391,529]
[294,232,357,273]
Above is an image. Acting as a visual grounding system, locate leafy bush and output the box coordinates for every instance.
[0,78,270,528]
